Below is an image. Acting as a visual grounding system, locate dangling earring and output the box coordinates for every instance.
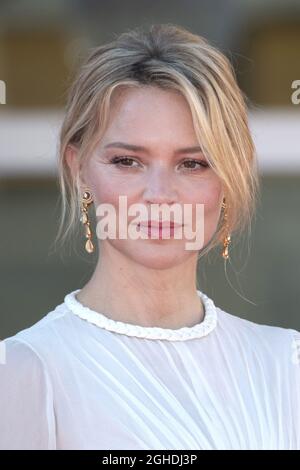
[221,197,231,260]
[80,188,94,254]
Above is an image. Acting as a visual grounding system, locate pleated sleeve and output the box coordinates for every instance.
[0,338,56,450]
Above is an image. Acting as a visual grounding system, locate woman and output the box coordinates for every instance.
[0,23,299,450]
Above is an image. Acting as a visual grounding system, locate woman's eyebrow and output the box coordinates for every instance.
[104,141,203,154]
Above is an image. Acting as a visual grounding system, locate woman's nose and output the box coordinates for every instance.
[142,168,178,205]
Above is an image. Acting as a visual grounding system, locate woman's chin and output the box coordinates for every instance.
[124,245,196,270]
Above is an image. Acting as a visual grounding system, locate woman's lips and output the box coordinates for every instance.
[136,221,184,239]
[138,221,183,228]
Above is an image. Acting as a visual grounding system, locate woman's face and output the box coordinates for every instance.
[74,85,224,269]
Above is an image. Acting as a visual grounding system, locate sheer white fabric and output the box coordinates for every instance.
[0,288,299,450]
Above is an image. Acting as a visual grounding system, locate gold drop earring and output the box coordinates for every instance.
[80,188,95,254]
[221,197,231,260]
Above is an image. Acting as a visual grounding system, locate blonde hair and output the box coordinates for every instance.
[55,23,260,260]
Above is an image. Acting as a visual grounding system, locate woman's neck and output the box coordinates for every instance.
[76,251,204,329]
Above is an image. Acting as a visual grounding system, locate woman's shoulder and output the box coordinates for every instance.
[216,303,300,337]
[215,304,300,366]
[1,298,71,364]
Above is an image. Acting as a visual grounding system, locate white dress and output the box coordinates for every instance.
[0,288,299,450]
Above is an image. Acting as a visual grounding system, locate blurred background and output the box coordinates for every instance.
[0,0,299,339]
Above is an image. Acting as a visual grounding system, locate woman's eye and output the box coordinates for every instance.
[109,156,209,171]
[110,156,139,168]
[181,159,209,171]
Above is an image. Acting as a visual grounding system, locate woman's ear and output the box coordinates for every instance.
[65,144,88,192]
[65,144,79,181]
